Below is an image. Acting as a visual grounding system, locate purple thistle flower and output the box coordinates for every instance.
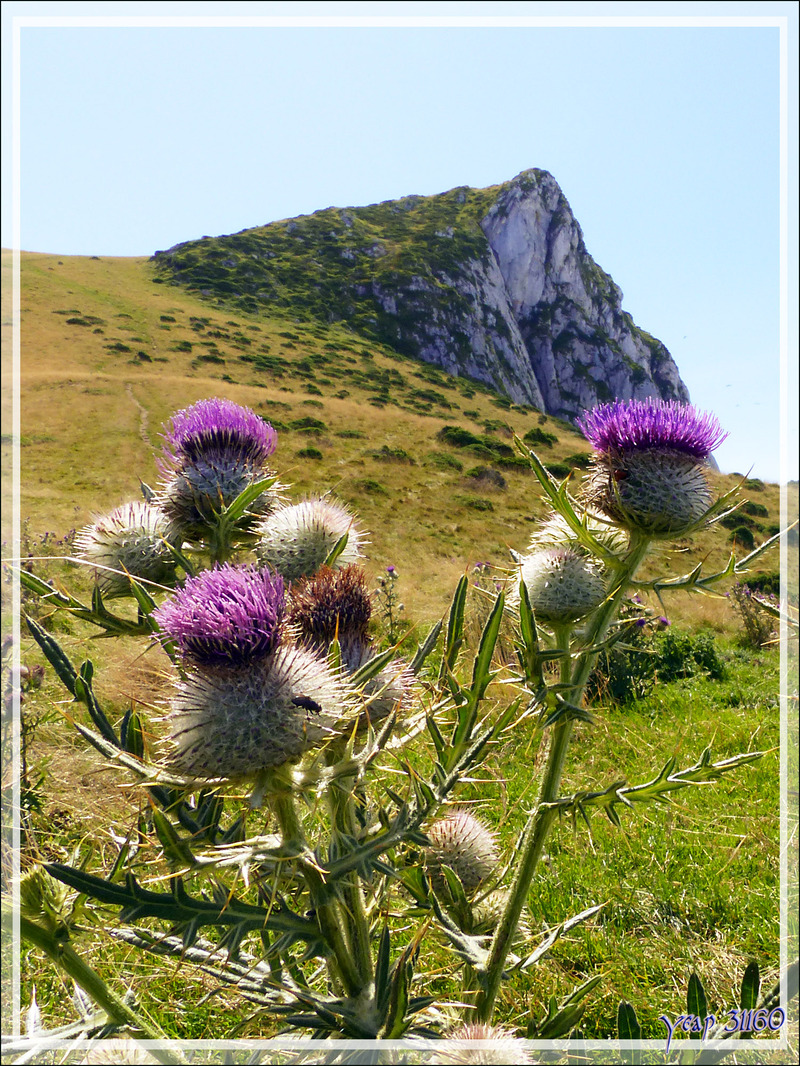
[153,564,284,666]
[161,397,277,470]
[577,399,726,459]
[577,399,727,537]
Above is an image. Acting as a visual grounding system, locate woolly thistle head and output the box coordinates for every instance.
[425,809,499,897]
[512,547,606,624]
[287,565,372,660]
[255,498,368,582]
[164,644,357,780]
[577,399,726,536]
[354,648,417,726]
[432,1024,534,1065]
[577,399,726,459]
[161,397,277,470]
[75,502,179,597]
[152,564,284,667]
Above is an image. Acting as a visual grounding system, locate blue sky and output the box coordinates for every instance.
[2,2,797,482]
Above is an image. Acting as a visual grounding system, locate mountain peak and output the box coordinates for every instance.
[152,172,688,419]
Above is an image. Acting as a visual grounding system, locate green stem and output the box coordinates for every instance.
[205,521,232,567]
[272,791,365,999]
[474,535,651,1023]
[20,916,182,1065]
[474,630,574,1023]
[328,786,373,983]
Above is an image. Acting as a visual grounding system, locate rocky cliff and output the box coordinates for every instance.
[152,169,689,420]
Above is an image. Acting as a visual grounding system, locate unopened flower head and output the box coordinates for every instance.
[434,1024,535,1065]
[470,889,531,945]
[256,498,367,582]
[153,564,284,667]
[161,397,277,469]
[165,644,357,780]
[351,646,417,725]
[425,809,499,896]
[75,502,179,597]
[577,399,726,537]
[513,547,606,624]
[287,565,372,662]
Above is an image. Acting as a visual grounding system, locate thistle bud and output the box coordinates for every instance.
[425,809,498,897]
[256,498,368,582]
[513,547,606,624]
[75,502,179,597]
[577,399,726,537]
[470,889,531,945]
[529,510,628,559]
[434,1024,534,1065]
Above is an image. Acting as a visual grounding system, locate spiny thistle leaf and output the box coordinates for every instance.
[544,749,765,824]
[25,618,119,745]
[45,865,319,944]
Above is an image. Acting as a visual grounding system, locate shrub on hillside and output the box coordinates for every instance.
[465,466,506,490]
[522,426,558,447]
[728,525,756,550]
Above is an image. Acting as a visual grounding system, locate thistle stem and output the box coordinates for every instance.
[327,784,373,985]
[474,536,652,1023]
[271,790,365,999]
[474,628,574,1023]
[19,916,182,1065]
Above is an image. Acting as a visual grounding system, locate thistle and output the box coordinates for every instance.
[426,809,499,897]
[164,645,357,780]
[156,397,283,543]
[153,564,356,779]
[433,1024,534,1065]
[511,547,607,624]
[162,397,277,469]
[287,565,372,670]
[152,564,284,667]
[577,398,726,536]
[528,509,628,559]
[470,889,531,944]
[255,497,368,582]
[75,501,179,597]
[287,566,414,722]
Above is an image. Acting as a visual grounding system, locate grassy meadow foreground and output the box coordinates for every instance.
[2,249,796,1056]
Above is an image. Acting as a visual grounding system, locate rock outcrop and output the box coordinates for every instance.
[153,169,689,419]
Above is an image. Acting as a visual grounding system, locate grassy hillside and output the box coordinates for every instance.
[6,249,783,629]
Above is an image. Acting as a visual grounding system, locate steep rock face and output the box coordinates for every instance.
[479,171,688,418]
[152,169,689,419]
